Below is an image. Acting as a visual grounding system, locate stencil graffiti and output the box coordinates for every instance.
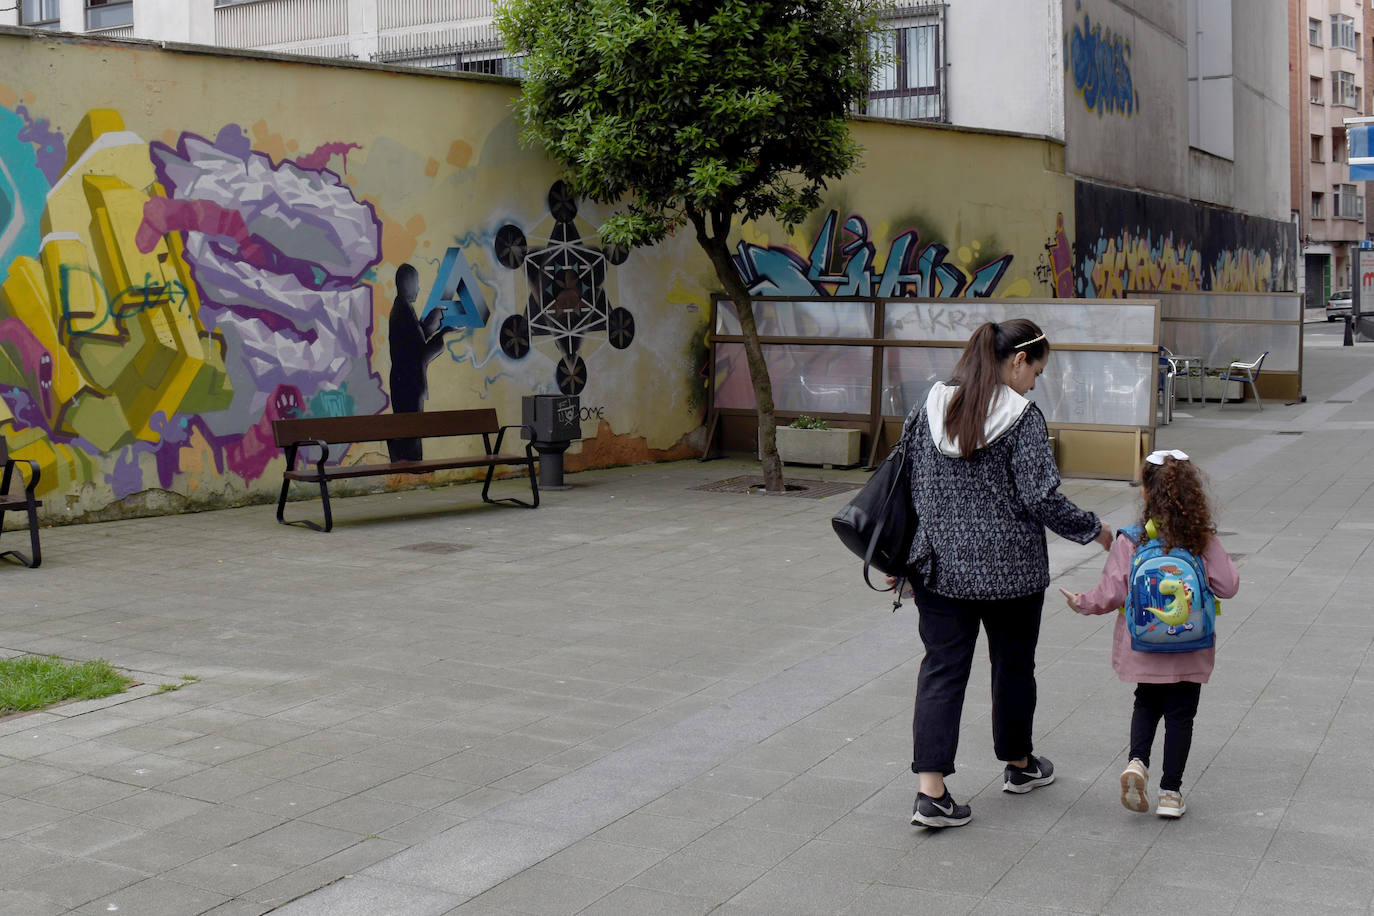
[1065,5,1138,118]
[734,210,1013,299]
[493,181,633,396]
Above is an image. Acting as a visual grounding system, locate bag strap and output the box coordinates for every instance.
[861,420,916,609]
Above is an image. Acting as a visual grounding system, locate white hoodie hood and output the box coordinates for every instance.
[925,381,1031,457]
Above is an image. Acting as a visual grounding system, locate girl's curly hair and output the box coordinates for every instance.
[1140,456,1215,555]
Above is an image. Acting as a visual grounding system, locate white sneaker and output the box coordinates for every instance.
[1120,758,1148,813]
[1157,789,1186,818]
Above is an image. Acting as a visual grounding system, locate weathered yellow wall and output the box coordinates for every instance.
[0,29,1074,522]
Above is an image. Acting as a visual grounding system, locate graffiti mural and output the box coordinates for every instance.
[735,210,1014,299]
[1073,182,1295,297]
[493,181,633,395]
[1065,3,1138,118]
[0,106,386,501]
[0,31,1080,521]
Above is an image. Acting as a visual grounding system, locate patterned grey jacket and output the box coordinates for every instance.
[903,401,1101,600]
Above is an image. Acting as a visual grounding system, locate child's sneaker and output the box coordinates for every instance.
[911,791,972,828]
[1002,755,1055,793]
[1157,789,1186,818]
[1120,758,1149,813]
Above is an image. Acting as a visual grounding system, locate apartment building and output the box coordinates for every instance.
[1292,0,1367,306]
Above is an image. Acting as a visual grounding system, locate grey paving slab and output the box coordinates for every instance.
[3,327,1374,913]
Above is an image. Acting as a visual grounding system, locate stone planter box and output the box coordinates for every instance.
[1200,377,1244,402]
[773,426,862,468]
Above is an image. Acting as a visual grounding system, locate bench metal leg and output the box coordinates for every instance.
[481,460,540,509]
[0,511,41,568]
[276,477,333,532]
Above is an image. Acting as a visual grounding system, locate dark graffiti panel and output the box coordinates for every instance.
[1073,182,1295,297]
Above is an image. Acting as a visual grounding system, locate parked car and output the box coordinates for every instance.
[1327,290,1353,322]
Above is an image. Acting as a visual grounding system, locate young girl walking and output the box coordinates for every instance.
[1060,450,1239,818]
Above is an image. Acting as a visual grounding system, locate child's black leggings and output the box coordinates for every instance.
[1129,681,1202,792]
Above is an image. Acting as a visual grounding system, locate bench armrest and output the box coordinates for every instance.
[491,424,537,456]
[1,456,41,498]
[284,438,331,475]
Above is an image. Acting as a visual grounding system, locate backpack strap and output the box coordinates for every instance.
[1118,523,1144,545]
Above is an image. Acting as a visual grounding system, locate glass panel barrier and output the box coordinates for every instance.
[883,300,1156,346]
[715,300,875,337]
[714,343,874,413]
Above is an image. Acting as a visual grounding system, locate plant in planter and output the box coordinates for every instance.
[774,416,861,468]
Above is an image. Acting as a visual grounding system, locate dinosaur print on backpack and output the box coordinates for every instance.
[1120,522,1216,653]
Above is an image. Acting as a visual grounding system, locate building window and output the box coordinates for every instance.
[1332,14,1357,51]
[19,0,60,28]
[1310,76,1323,104]
[864,4,945,123]
[1332,71,1360,108]
[1334,184,1364,220]
[1310,18,1322,45]
[86,0,133,29]
[1334,127,1347,163]
[1312,134,1324,161]
[1312,193,1324,219]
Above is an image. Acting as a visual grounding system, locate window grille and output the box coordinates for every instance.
[863,3,946,123]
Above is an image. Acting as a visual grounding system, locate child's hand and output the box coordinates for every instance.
[1058,587,1080,611]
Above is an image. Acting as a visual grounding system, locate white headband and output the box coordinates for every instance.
[1145,449,1189,465]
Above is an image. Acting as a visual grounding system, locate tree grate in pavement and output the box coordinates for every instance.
[690,476,863,499]
[395,541,473,553]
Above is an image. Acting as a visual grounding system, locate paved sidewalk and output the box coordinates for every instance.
[0,324,1371,915]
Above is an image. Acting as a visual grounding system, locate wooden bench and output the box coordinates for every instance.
[272,409,538,532]
[0,438,42,568]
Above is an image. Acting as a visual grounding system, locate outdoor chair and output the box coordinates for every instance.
[1217,351,1268,410]
[1157,348,1177,424]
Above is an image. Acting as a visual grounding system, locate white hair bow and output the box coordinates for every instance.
[1145,449,1189,465]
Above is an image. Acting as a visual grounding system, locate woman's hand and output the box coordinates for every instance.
[884,574,899,592]
[1058,587,1080,611]
[1094,525,1113,551]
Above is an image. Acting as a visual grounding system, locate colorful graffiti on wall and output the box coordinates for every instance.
[1065,3,1138,118]
[1072,182,1295,297]
[0,106,386,501]
[734,210,1015,299]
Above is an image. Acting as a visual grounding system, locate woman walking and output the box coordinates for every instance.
[900,319,1112,828]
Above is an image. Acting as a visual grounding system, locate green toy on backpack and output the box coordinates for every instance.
[1119,519,1217,653]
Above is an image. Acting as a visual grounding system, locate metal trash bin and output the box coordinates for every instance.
[521,395,580,490]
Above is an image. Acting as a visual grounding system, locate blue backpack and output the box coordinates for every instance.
[1120,521,1216,653]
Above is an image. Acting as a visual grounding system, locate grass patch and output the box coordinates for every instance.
[0,655,134,715]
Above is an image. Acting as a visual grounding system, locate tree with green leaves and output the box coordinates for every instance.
[495,0,882,491]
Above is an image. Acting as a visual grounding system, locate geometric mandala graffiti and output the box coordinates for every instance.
[493,181,632,395]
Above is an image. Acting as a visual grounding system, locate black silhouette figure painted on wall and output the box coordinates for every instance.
[388,263,448,461]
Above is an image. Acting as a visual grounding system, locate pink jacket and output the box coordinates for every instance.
[1071,532,1240,684]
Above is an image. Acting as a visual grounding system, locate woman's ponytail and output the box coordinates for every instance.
[945,319,1048,458]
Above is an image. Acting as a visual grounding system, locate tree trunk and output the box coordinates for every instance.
[695,230,784,492]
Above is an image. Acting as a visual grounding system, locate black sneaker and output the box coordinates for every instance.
[1002,755,1055,794]
[911,791,972,828]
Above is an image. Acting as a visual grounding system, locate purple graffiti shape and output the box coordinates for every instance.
[137,198,268,268]
[0,317,54,420]
[14,105,67,185]
[297,141,364,171]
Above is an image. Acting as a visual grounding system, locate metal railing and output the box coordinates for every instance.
[372,37,522,76]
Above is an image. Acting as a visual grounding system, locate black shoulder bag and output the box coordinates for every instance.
[830,422,918,609]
